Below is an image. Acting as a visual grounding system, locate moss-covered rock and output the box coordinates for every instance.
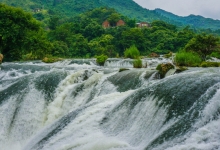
[42,56,62,63]
[175,66,188,73]
[0,53,3,64]
[200,61,220,67]
[156,63,175,78]
[119,68,129,72]
[164,52,173,58]
[149,52,159,58]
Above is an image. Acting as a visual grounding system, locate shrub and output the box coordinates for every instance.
[175,51,202,67]
[96,54,108,66]
[210,52,220,59]
[133,59,142,68]
[124,45,140,59]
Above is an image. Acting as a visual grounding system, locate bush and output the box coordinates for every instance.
[124,45,140,59]
[200,61,220,67]
[210,52,220,59]
[175,51,202,67]
[133,59,142,68]
[96,54,108,66]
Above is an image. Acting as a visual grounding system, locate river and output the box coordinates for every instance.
[0,58,220,150]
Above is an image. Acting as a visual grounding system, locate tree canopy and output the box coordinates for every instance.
[0,3,42,61]
[184,33,219,60]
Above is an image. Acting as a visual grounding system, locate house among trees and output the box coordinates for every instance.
[136,22,150,28]
[102,19,125,28]
[116,19,125,26]
[102,20,110,28]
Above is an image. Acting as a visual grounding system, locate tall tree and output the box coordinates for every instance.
[0,4,41,61]
[184,33,219,61]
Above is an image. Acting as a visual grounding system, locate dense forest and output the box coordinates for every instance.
[1,0,220,30]
[0,3,220,65]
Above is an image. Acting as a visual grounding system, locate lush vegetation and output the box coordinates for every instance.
[133,59,142,68]
[124,45,140,59]
[96,54,108,66]
[0,4,220,64]
[175,51,202,67]
[1,0,220,31]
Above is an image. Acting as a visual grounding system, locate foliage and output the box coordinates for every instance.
[175,51,202,67]
[1,4,220,63]
[0,3,41,61]
[156,63,174,78]
[184,33,219,61]
[124,45,140,59]
[210,52,220,59]
[133,59,142,68]
[200,61,220,67]
[96,54,108,66]
[2,0,220,30]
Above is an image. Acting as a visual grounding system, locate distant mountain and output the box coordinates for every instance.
[154,8,220,30]
[0,0,220,30]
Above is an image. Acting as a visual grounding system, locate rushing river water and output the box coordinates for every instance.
[0,58,220,150]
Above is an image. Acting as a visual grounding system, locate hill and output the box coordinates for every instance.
[0,0,220,30]
[154,8,220,30]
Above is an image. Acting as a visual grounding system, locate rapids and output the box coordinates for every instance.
[0,59,220,150]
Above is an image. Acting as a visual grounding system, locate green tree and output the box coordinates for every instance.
[0,4,41,61]
[88,34,115,57]
[108,13,120,26]
[121,28,147,54]
[184,33,219,61]
[83,21,104,41]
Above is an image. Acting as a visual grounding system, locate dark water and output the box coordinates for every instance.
[0,60,220,150]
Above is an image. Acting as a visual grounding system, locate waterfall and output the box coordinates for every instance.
[0,60,220,150]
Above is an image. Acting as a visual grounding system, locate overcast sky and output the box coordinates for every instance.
[133,0,220,20]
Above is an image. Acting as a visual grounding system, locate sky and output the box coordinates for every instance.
[133,0,220,20]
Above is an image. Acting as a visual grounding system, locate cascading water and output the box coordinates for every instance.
[0,59,220,150]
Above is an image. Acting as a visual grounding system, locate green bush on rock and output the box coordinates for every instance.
[156,63,175,78]
[124,45,140,59]
[96,54,108,66]
[175,51,202,67]
[133,59,142,68]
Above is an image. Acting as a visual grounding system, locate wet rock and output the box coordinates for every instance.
[156,63,175,78]
[0,53,3,64]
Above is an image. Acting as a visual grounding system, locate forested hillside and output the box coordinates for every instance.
[2,3,219,63]
[0,0,220,30]
[155,9,220,30]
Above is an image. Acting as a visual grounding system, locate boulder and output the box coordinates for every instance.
[149,52,159,58]
[156,63,175,78]
[0,54,3,64]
